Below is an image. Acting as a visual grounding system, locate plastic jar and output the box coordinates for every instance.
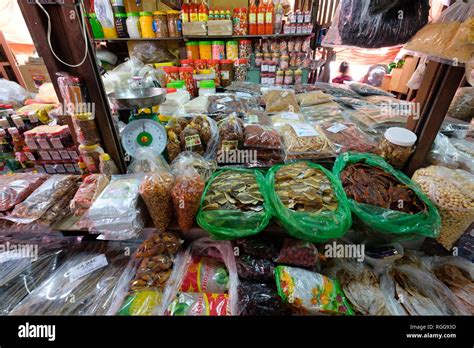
[162,66,180,84]
[226,41,239,61]
[377,127,417,169]
[199,41,212,60]
[220,59,234,87]
[114,13,129,38]
[88,13,105,39]
[167,80,186,91]
[255,53,263,68]
[276,70,284,85]
[207,59,221,86]
[284,69,293,85]
[167,10,182,37]
[79,144,105,173]
[238,40,252,59]
[186,41,200,60]
[180,59,195,69]
[194,59,207,71]
[179,66,197,97]
[234,59,248,81]
[72,113,100,146]
[198,80,216,96]
[212,41,225,60]
[233,8,248,36]
[139,12,155,38]
[126,12,141,38]
[153,11,169,37]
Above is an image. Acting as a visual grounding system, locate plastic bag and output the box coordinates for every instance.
[323,0,429,49]
[217,114,244,158]
[311,82,361,99]
[242,109,272,126]
[70,174,109,217]
[197,169,271,240]
[82,174,145,240]
[275,265,354,315]
[446,87,474,122]
[183,96,209,114]
[333,153,441,238]
[225,81,263,96]
[296,91,333,107]
[320,121,377,153]
[4,175,80,225]
[405,2,474,64]
[179,255,229,293]
[129,42,178,64]
[166,292,230,316]
[348,82,395,97]
[234,237,280,261]
[236,254,275,283]
[276,239,318,268]
[301,102,346,125]
[263,89,300,113]
[428,133,474,173]
[207,94,257,116]
[0,173,48,212]
[244,124,282,150]
[238,281,292,316]
[128,148,170,174]
[271,112,306,130]
[412,166,474,251]
[267,162,352,242]
[0,79,32,106]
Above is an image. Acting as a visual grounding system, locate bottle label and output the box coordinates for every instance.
[190,13,199,22]
[257,13,264,24]
[266,13,272,23]
[249,13,256,24]
[198,13,208,22]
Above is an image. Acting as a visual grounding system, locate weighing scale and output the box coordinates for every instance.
[108,88,168,158]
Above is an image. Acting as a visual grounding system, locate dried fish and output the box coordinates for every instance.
[433,264,474,313]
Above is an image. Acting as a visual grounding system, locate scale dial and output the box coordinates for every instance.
[121,119,167,158]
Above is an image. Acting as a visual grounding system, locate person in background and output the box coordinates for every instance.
[332,61,353,84]
[362,64,388,87]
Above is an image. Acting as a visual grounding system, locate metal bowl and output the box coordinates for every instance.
[108,88,167,110]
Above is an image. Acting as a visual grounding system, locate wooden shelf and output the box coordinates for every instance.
[93,37,184,42]
[92,33,312,42]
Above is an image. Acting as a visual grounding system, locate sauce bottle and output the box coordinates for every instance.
[265,0,274,35]
[249,0,257,35]
[181,0,190,22]
[274,0,283,34]
[198,0,208,22]
[219,9,225,19]
[257,0,266,35]
[189,0,199,22]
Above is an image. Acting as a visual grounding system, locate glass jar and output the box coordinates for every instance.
[226,41,238,61]
[234,59,248,81]
[72,113,100,146]
[377,127,417,169]
[207,59,221,87]
[126,12,141,38]
[114,13,129,38]
[153,11,169,37]
[212,41,225,60]
[220,59,234,87]
[186,41,200,60]
[255,53,263,68]
[276,70,284,85]
[179,66,197,96]
[167,10,182,37]
[139,12,155,38]
[88,13,105,39]
[238,40,252,59]
[284,69,293,85]
[199,80,216,96]
[199,41,212,60]
[79,144,105,173]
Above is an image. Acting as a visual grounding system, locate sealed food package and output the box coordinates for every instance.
[207,94,257,116]
[311,82,361,98]
[236,254,275,283]
[280,124,337,161]
[83,174,145,240]
[446,87,474,122]
[234,238,280,261]
[166,115,219,162]
[36,181,80,228]
[276,239,319,269]
[135,231,182,258]
[428,134,474,174]
[238,281,292,316]
[118,290,163,316]
[333,153,441,237]
[197,169,271,239]
[70,174,110,217]
[263,89,300,113]
[170,153,207,232]
[217,114,245,154]
[301,102,345,125]
[167,292,230,316]
[405,1,474,64]
[183,96,209,114]
[267,162,351,242]
[244,124,282,150]
[271,112,306,130]
[275,266,354,315]
[242,110,272,126]
[10,242,136,315]
[225,81,263,96]
[179,255,229,293]
[348,82,395,97]
[0,173,48,212]
[5,175,80,224]
[323,0,429,49]
[412,166,474,251]
[16,104,55,124]
[320,121,377,153]
[296,91,333,107]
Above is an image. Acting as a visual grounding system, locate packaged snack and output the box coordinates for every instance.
[180,255,229,293]
[271,112,306,129]
[72,113,101,146]
[263,89,300,113]
[37,181,80,227]
[167,292,230,316]
[275,265,354,315]
[207,94,255,116]
[234,237,280,260]
[118,290,162,316]
[348,82,395,97]
[217,114,245,153]
[237,254,275,283]
[238,281,292,316]
[244,124,282,150]
[296,91,333,107]
[0,173,48,212]
[70,174,109,217]
[135,231,182,258]
[276,238,318,268]
[320,121,377,153]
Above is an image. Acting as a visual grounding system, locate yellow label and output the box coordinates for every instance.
[257,13,264,24]
[190,13,199,22]
[198,13,208,21]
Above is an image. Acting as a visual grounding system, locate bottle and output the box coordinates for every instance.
[265,0,274,35]
[209,9,214,20]
[257,0,266,35]
[198,0,208,22]
[274,0,283,34]
[219,9,225,19]
[249,0,257,35]
[99,153,119,176]
[225,9,231,20]
[181,0,190,22]
[189,0,199,22]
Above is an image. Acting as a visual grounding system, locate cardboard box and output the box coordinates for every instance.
[18,63,51,92]
[182,22,207,36]
[207,19,233,36]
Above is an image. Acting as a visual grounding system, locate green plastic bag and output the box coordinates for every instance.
[196,168,271,239]
[333,152,441,238]
[267,161,352,242]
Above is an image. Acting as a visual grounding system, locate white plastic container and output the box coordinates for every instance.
[198,80,216,96]
[126,12,141,39]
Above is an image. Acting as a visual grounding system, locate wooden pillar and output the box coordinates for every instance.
[18,0,126,173]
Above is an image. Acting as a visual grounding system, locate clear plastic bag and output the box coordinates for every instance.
[36,181,80,228]
[0,173,48,212]
[0,79,32,106]
[225,81,263,96]
[276,238,319,269]
[244,124,282,150]
[271,112,306,129]
[128,148,170,174]
[129,42,178,64]
[320,121,377,153]
[296,91,333,107]
[207,94,259,116]
[311,82,361,99]
[446,87,474,122]
[70,174,110,217]
[4,175,80,225]
[263,89,300,113]
[234,237,280,261]
[242,109,272,126]
[301,102,346,125]
[82,174,145,240]
[428,133,474,174]
[412,166,474,251]
[217,114,244,154]
[236,254,275,283]
[348,82,395,97]
[323,0,429,49]
[183,96,209,114]
[238,281,292,316]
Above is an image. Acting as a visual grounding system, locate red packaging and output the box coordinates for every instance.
[162,66,180,85]
[180,59,195,69]
[194,59,207,70]
[179,66,197,97]
[207,59,221,87]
